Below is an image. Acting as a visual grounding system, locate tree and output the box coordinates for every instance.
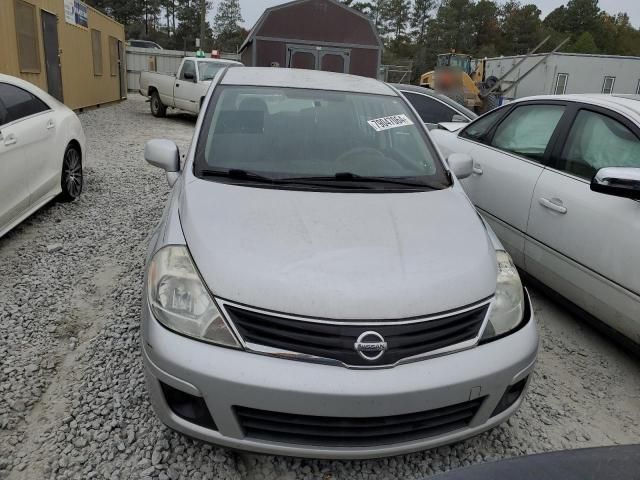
[500,2,543,55]
[564,0,600,36]
[174,0,213,51]
[341,0,375,15]
[411,0,435,43]
[382,0,412,37]
[212,0,244,52]
[569,31,598,53]
[471,0,500,56]
[429,0,474,53]
[543,5,568,33]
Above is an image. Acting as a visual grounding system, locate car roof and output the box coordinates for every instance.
[391,83,478,119]
[512,94,640,120]
[221,67,397,95]
[186,57,242,64]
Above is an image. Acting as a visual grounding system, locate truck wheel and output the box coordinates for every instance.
[150,91,166,118]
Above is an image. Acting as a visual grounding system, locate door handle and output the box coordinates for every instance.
[472,163,483,175]
[46,120,55,130]
[175,83,180,87]
[4,134,17,146]
[539,197,567,214]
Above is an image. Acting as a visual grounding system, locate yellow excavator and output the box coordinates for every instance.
[419,53,489,111]
[419,36,570,113]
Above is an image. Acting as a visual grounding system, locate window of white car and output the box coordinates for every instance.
[195,86,450,189]
[560,109,640,179]
[459,106,508,143]
[491,105,565,162]
[0,82,49,126]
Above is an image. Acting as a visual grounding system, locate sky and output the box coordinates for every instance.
[233,0,640,29]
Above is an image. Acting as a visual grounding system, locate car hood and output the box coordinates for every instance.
[180,180,496,319]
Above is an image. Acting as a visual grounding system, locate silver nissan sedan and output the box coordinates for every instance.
[141,67,538,459]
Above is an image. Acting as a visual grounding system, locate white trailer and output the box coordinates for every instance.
[484,52,640,100]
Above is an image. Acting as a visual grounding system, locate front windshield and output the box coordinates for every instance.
[194,86,449,188]
[198,62,227,81]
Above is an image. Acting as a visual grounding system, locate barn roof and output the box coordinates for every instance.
[238,0,383,53]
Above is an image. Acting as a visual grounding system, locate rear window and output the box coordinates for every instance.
[198,62,238,81]
[194,86,449,188]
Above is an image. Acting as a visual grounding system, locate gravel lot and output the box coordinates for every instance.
[1,95,638,480]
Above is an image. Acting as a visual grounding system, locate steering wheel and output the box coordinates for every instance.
[334,147,388,172]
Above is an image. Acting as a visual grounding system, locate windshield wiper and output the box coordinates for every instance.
[284,172,439,189]
[199,168,372,189]
[199,168,278,183]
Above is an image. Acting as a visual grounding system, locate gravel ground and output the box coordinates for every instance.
[0,95,638,480]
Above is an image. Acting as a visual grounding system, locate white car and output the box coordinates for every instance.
[431,94,640,345]
[0,74,85,238]
[139,57,243,117]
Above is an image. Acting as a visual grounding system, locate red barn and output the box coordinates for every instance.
[239,0,382,78]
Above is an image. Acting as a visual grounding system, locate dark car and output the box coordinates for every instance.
[128,39,163,49]
[392,83,477,129]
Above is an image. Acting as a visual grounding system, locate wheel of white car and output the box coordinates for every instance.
[151,91,167,118]
[60,144,83,202]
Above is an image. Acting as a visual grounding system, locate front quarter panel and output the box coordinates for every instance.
[146,175,186,263]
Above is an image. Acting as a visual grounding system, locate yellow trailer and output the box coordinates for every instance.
[0,0,126,110]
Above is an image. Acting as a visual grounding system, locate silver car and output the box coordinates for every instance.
[141,67,538,458]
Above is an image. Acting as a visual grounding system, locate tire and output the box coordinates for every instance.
[484,75,499,90]
[59,144,83,202]
[150,91,166,118]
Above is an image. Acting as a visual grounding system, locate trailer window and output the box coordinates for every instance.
[91,29,103,76]
[602,76,615,94]
[554,73,568,95]
[14,0,41,73]
[109,36,119,76]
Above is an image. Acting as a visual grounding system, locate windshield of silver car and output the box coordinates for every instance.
[194,86,450,190]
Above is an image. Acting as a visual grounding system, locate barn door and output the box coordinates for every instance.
[287,46,318,70]
[320,50,350,73]
[41,10,63,101]
[286,45,350,74]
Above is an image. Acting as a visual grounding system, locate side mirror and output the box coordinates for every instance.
[591,167,640,200]
[183,71,195,81]
[451,114,469,123]
[145,139,181,186]
[447,153,474,180]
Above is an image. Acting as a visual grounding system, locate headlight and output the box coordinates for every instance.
[481,250,525,341]
[147,245,240,348]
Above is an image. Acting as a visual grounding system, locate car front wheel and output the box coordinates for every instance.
[60,144,83,202]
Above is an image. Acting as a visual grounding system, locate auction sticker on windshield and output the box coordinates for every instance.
[367,114,414,132]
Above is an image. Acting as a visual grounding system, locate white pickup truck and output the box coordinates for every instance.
[139,57,242,117]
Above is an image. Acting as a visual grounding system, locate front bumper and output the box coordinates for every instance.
[141,296,538,459]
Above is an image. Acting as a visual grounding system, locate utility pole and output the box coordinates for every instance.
[200,0,206,52]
